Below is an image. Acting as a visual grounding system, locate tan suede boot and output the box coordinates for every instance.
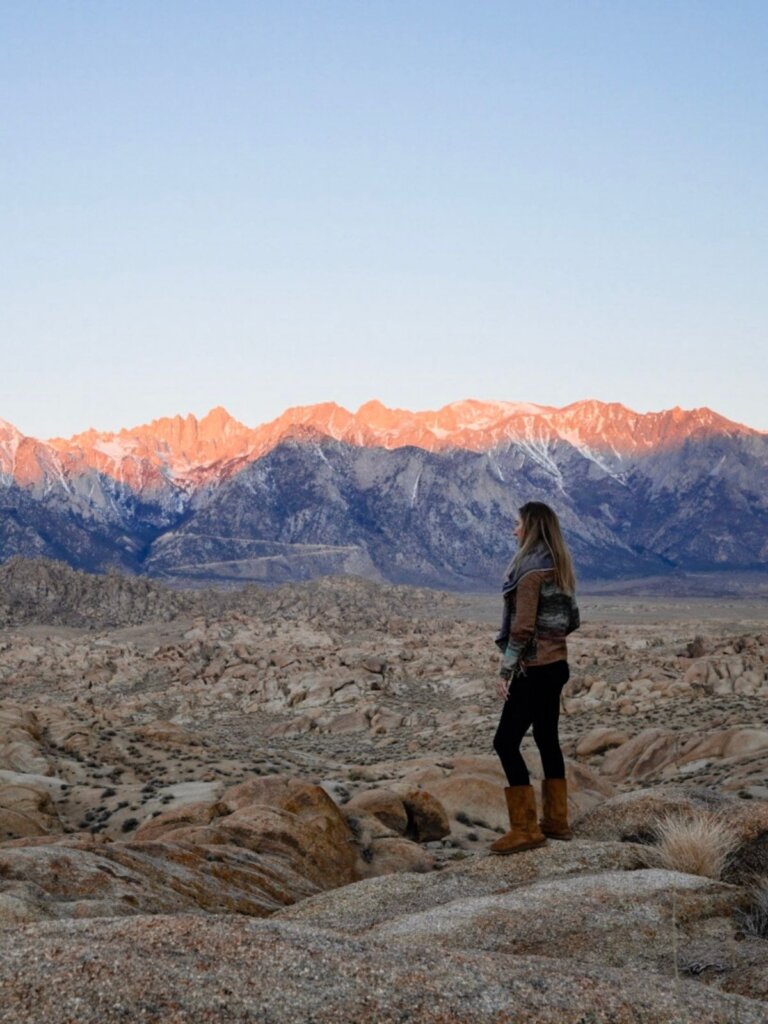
[489,785,547,855]
[540,777,573,840]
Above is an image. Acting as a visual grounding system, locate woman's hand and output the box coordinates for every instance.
[496,677,510,700]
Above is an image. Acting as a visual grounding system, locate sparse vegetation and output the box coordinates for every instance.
[736,877,768,939]
[650,810,740,880]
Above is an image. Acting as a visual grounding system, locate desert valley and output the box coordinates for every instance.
[0,556,767,1022]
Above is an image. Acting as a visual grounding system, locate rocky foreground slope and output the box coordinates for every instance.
[0,565,767,1021]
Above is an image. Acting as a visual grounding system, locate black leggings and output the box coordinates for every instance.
[493,660,569,786]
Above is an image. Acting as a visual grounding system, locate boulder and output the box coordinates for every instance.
[424,774,508,831]
[344,788,408,834]
[602,729,677,779]
[131,721,204,748]
[133,800,220,842]
[0,705,50,776]
[576,727,631,757]
[601,727,768,785]
[217,775,313,814]
[358,836,436,878]
[321,708,371,734]
[0,780,63,841]
[398,788,450,842]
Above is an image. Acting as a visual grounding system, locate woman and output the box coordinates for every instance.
[490,501,579,855]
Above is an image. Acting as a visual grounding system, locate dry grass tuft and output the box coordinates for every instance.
[651,810,739,880]
[737,876,768,938]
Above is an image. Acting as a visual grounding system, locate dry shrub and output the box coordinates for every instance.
[651,810,739,880]
[737,876,768,939]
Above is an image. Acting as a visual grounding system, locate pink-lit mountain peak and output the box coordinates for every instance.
[139,406,253,457]
[276,397,754,452]
[48,406,254,470]
[72,398,760,454]
[250,399,560,452]
[1,399,759,493]
[0,418,23,445]
[61,405,247,446]
[548,399,753,452]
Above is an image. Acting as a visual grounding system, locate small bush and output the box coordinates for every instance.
[737,877,768,939]
[651,810,739,880]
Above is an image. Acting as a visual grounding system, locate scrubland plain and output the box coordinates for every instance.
[0,560,767,1022]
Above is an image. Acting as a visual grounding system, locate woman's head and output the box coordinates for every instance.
[515,501,576,593]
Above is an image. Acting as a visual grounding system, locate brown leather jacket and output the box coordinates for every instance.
[498,569,573,678]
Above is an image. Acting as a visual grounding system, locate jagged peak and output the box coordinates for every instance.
[0,417,23,439]
[356,399,389,415]
[197,407,249,435]
[554,399,754,434]
[6,398,764,495]
[558,399,636,417]
[280,400,348,418]
[355,400,415,429]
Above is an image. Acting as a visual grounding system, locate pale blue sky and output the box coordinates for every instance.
[1,1,766,437]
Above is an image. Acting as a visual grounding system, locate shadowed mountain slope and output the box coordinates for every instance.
[1,401,766,588]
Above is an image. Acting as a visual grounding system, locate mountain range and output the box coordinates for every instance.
[1,399,766,590]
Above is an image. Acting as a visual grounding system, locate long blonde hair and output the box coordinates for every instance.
[515,501,576,594]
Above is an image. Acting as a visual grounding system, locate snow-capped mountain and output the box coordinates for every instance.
[0,400,765,588]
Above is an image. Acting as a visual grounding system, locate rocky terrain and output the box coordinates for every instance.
[0,560,767,1021]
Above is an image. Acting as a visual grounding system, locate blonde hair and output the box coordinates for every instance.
[515,501,576,594]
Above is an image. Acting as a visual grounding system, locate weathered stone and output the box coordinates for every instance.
[687,636,707,658]
[133,800,220,842]
[602,729,670,778]
[0,780,63,842]
[360,836,436,877]
[369,868,745,974]
[1,914,765,1024]
[424,774,508,831]
[344,788,409,834]
[131,720,203,748]
[399,788,450,842]
[577,724,630,757]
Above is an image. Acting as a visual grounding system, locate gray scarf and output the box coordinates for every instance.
[495,542,554,651]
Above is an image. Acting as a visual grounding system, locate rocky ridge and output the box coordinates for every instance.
[2,399,767,586]
[9,399,759,486]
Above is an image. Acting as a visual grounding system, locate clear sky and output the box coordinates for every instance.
[1,1,766,438]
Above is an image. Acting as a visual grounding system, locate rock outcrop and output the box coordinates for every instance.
[0,573,767,1021]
